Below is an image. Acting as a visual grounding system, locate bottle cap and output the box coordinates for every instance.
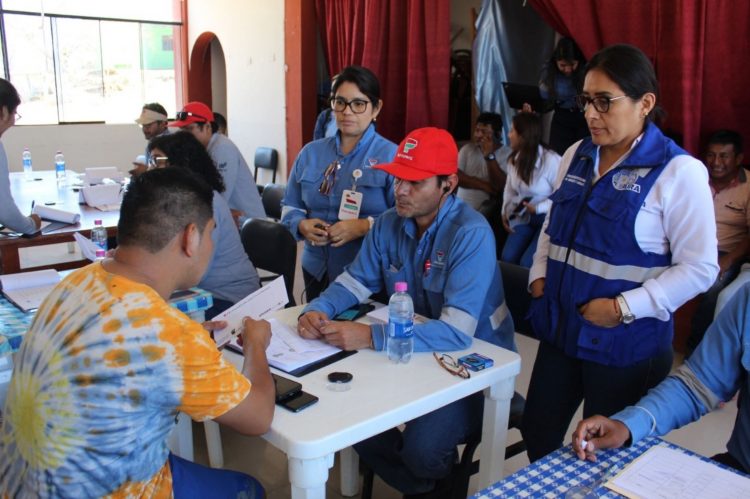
[95,249,106,258]
[395,282,407,293]
[94,219,102,225]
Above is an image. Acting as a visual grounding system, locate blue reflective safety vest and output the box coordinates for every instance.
[530,123,689,366]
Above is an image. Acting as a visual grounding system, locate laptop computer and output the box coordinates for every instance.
[502,82,546,112]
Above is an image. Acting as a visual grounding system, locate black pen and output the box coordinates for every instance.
[30,200,35,215]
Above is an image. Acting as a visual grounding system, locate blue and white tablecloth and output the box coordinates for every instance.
[472,437,745,498]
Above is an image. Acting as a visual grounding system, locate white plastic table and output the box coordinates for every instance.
[224,306,521,498]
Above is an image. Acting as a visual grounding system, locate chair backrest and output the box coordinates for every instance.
[254,147,278,184]
[240,218,297,306]
[499,261,533,337]
[261,183,285,220]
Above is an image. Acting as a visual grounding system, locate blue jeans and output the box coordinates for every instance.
[521,341,672,462]
[353,393,483,495]
[501,213,546,268]
[169,453,265,498]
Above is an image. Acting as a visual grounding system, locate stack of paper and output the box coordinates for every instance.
[0,269,61,311]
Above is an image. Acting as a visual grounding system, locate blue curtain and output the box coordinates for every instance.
[474,0,555,141]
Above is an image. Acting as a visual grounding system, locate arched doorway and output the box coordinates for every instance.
[188,31,227,116]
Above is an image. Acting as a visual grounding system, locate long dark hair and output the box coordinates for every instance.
[542,37,585,101]
[510,113,543,186]
[148,131,226,193]
[584,43,663,124]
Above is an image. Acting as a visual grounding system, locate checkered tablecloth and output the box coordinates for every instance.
[472,437,744,498]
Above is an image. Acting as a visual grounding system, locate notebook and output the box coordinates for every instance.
[0,269,61,312]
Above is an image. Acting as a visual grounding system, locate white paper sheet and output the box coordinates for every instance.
[32,205,80,224]
[212,276,289,347]
[0,269,61,311]
[606,444,750,499]
[232,318,343,373]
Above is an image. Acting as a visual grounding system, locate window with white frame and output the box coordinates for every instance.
[1,0,183,125]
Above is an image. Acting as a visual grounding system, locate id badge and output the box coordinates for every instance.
[338,189,363,220]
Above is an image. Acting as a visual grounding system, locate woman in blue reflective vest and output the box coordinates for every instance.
[521,44,719,461]
[282,65,397,300]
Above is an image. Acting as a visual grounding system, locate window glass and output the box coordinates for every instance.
[4,14,57,124]
[100,21,143,123]
[3,0,179,23]
[140,23,179,117]
[55,17,104,122]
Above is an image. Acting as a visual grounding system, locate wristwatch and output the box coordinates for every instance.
[616,294,635,324]
[485,153,496,162]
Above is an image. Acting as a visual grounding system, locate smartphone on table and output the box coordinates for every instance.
[272,373,302,403]
[278,390,319,412]
[334,303,375,321]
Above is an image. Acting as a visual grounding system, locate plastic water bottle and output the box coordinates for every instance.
[91,219,108,251]
[22,148,32,180]
[387,281,414,364]
[54,150,66,183]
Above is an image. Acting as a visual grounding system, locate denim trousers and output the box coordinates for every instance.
[353,393,483,494]
[501,213,546,268]
[169,452,265,498]
[521,341,673,462]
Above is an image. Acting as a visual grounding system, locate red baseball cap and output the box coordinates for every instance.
[169,101,215,127]
[374,127,458,181]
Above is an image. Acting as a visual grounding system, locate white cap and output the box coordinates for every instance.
[133,154,147,165]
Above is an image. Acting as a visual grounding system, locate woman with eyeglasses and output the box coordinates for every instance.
[148,131,261,318]
[0,78,41,235]
[521,44,719,462]
[500,112,561,267]
[282,65,397,300]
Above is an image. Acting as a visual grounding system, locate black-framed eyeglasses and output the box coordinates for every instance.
[148,156,169,169]
[433,353,470,379]
[175,110,210,122]
[330,97,371,114]
[319,160,341,195]
[575,94,628,113]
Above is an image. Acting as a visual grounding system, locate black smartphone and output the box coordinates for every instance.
[512,196,533,214]
[278,390,319,412]
[334,303,375,321]
[272,373,302,403]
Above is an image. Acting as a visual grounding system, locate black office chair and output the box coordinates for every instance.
[240,218,296,307]
[261,183,285,221]
[254,147,278,184]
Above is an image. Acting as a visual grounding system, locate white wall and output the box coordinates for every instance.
[187,1,287,184]
[4,123,144,173]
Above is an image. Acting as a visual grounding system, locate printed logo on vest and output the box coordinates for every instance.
[433,250,446,268]
[563,173,587,186]
[612,170,641,193]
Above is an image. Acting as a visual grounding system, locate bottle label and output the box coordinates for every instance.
[390,320,414,338]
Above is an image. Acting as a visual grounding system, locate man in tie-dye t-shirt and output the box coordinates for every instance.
[0,169,275,497]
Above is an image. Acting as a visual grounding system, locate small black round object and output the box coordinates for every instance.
[328,371,353,383]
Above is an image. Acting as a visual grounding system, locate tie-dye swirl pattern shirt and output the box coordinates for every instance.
[0,263,251,497]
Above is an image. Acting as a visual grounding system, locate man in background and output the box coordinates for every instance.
[171,101,265,223]
[134,102,170,174]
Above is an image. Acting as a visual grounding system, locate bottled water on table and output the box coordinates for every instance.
[54,150,66,183]
[387,281,414,364]
[91,219,108,251]
[22,148,32,180]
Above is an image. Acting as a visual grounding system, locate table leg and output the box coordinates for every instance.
[477,375,516,492]
[289,453,334,499]
[339,446,359,496]
[167,412,194,462]
[204,420,224,468]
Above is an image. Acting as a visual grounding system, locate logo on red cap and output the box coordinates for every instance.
[403,138,418,154]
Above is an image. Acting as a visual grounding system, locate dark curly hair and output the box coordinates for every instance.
[148,131,226,193]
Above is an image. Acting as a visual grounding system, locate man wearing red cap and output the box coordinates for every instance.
[297,127,516,496]
[170,102,265,223]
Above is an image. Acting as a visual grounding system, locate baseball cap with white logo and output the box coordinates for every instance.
[373,127,458,181]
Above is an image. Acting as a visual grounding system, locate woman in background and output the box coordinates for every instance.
[149,131,260,318]
[539,37,589,155]
[501,112,560,267]
[0,78,41,234]
[282,65,397,300]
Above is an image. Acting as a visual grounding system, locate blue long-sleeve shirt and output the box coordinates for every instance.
[303,196,516,353]
[0,143,36,234]
[281,124,397,282]
[207,133,265,222]
[613,283,750,472]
